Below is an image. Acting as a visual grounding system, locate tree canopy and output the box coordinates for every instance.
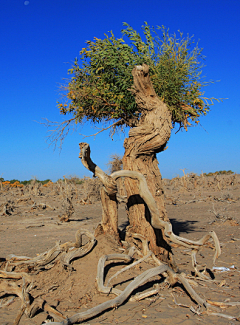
[58,22,215,133]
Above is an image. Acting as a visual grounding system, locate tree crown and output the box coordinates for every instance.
[58,22,216,132]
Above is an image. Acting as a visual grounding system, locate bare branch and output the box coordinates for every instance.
[40,117,77,150]
[79,119,124,139]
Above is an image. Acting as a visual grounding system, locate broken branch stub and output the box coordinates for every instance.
[79,142,119,238]
[79,142,117,196]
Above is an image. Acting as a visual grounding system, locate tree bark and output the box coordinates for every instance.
[97,187,119,239]
[79,143,120,240]
[123,64,175,266]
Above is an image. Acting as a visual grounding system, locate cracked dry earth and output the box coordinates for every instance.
[0,176,240,324]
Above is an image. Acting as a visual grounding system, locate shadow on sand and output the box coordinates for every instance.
[170,218,199,236]
[119,219,199,237]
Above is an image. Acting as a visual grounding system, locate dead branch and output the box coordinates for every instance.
[80,119,124,139]
[0,230,96,322]
[79,142,117,195]
[5,229,96,271]
[41,117,77,150]
[47,264,169,325]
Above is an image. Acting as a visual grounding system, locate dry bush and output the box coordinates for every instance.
[62,175,84,185]
[0,200,15,216]
[82,177,102,203]
[107,154,123,174]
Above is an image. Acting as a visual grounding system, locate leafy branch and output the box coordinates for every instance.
[56,22,221,135]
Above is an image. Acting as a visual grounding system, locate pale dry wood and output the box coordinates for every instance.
[13,305,26,325]
[122,64,173,261]
[6,241,63,269]
[0,277,32,324]
[0,270,31,282]
[111,170,221,268]
[129,288,159,302]
[0,296,15,308]
[106,251,152,288]
[205,311,238,321]
[131,233,208,307]
[96,254,133,296]
[0,230,95,322]
[207,300,240,308]
[5,229,96,271]
[79,142,117,196]
[97,233,209,314]
[79,142,119,237]
[0,280,24,300]
[60,229,96,267]
[48,264,169,325]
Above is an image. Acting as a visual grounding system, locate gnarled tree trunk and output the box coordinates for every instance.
[123,64,174,266]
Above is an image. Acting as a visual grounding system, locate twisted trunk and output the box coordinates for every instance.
[79,65,176,267]
[123,64,174,265]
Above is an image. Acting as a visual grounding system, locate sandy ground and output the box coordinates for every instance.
[0,175,240,324]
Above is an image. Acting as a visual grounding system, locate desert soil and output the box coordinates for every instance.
[0,174,240,324]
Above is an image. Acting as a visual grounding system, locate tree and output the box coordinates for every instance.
[55,22,218,267]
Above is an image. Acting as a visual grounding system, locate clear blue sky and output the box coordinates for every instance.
[1,0,239,181]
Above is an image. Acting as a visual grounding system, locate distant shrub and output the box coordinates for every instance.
[9,179,21,184]
[75,179,84,185]
[38,179,52,185]
[107,154,123,174]
[10,181,24,188]
[83,177,101,202]
[2,178,54,186]
[2,181,10,186]
[21,180,31,185]
[61,175,84,185]
[188,172,198,178]
[204,170,234,177]
[43,181,54,187]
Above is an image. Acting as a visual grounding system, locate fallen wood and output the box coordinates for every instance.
[48,264,169,325]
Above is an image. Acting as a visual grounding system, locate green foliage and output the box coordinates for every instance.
[21,179,52,185]
[59,22,217,130]
[203,170,234,177]
[66,176,84,185]
[21,180,32,185]
[9,179,21,184]
[4,179,53,185]
[38,179,52,185]
[57,175,84,185]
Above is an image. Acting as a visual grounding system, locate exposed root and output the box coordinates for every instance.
[47,264,170,325]
[5,229,96,272]
[96,254,133,296]
[1,144,239,323]
[111,170,221,274]
[44,241,217,325]
[1,229,239,323]
[0,229,96,322]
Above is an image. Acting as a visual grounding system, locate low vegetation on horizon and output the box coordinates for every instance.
[0,169,235,186]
